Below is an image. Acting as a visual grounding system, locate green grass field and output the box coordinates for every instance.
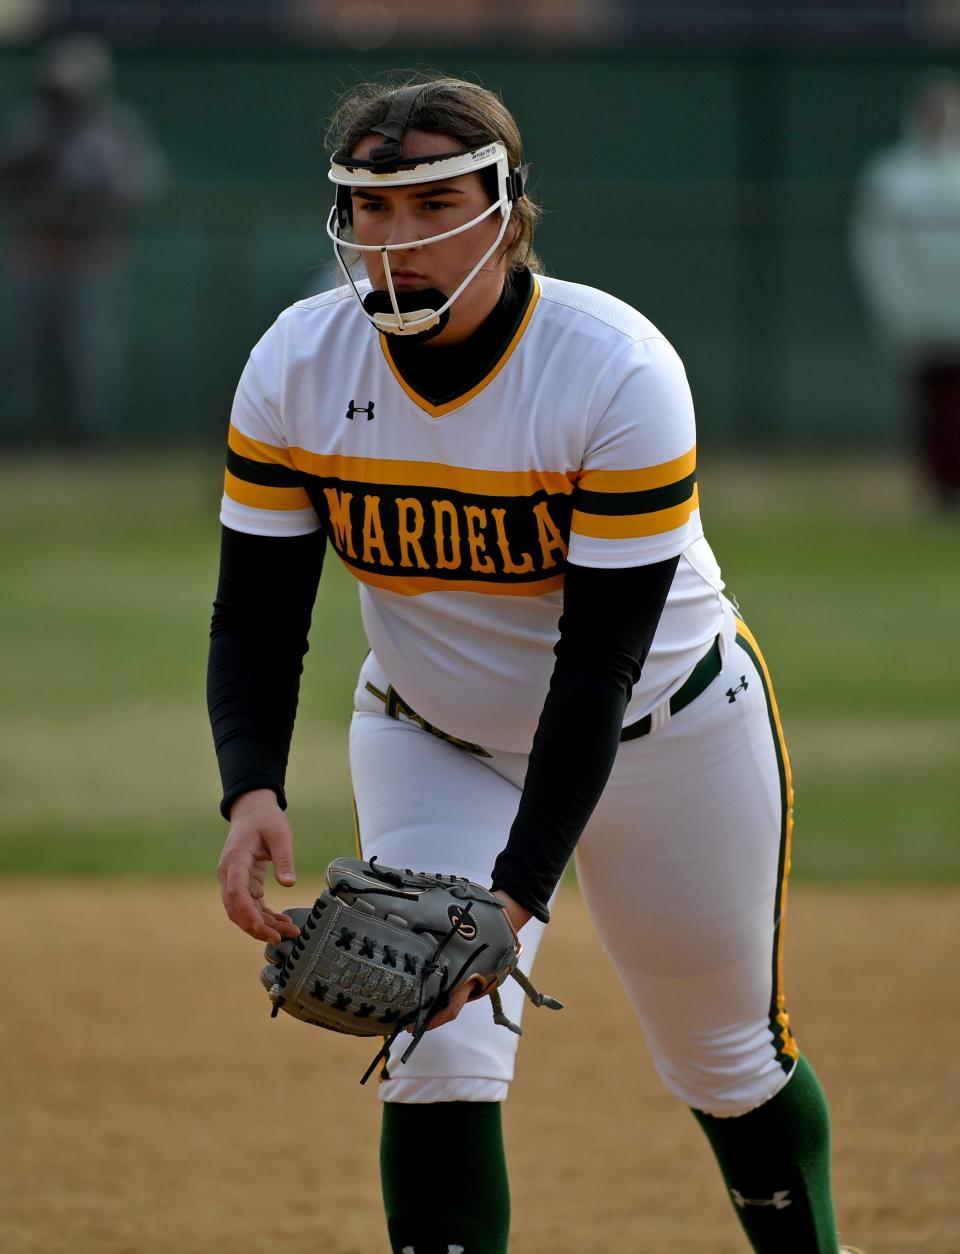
[1,451,957,880]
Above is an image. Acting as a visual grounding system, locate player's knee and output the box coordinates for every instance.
[651,1042,794,1118]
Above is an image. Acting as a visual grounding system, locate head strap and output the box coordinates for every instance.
[366,84,431,169]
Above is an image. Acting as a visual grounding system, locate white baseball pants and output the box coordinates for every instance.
[348,606,797,1116]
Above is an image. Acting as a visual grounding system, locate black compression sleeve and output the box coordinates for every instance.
[489,556,680,922]
[207,525,326,819]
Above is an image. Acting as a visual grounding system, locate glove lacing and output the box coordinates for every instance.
[358,897,562,1086]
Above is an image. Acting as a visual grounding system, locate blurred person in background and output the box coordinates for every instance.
[851,75,960,510]
[0,33,165,447]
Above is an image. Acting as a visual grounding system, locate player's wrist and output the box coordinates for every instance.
[492,888,533,933]
[228,787,282,821]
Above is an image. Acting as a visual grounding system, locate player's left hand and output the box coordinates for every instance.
[424,889,533,1031]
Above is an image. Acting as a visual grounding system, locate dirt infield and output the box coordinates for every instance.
[5,883,957,1253]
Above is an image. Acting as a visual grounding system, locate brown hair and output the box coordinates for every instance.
[327,74,542,275]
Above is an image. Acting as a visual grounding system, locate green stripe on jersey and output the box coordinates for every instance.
[226,448,308,488]
[574,471,697,517]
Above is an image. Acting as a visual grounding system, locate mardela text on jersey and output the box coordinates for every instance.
[320,482,571,592]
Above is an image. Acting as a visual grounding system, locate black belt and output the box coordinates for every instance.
[620,635,722,743]
[364,680,492,757]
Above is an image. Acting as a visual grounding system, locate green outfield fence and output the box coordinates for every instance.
[0,46,948,448]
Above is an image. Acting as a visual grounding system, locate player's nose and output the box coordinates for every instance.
[384,209,424,250]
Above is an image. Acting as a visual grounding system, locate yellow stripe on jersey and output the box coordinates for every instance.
[572,483,700,539]
[228,424,298,468]
[291,450,575,499]
[575,446,697,494]
[223,469,313,511]
[379,279,541,419]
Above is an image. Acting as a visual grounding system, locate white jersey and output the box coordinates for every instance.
[221,274,726,753]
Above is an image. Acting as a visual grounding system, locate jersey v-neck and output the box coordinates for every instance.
[379,268,539,418]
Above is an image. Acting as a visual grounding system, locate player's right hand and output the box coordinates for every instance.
[218,789,302,945]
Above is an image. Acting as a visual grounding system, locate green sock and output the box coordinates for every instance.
[380,1101,510,1254]
[692,1055,839,1253]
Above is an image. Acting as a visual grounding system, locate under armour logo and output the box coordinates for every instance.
[401,1246,464,1253]
[726,676,749,703]
[346,399,375,421]
[731,1188,792,1210]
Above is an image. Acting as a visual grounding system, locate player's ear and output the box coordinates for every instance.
[496,214,521,267]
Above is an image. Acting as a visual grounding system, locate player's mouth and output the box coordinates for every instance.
[389,268,427,289]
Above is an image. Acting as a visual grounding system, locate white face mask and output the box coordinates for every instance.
[326,142,528,337]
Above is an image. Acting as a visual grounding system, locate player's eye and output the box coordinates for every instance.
[420,200,453,212]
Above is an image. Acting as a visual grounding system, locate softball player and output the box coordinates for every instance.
[210,77,859,1254]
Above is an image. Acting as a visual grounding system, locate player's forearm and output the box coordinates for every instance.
[490,663,631,922]
[207,633,303,817]
[207,525,325,819]
[490,557,679,921]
